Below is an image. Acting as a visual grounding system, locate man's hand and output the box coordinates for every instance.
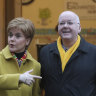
[19,69,42,86]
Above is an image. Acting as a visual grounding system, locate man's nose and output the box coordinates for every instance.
[64,22,68,27]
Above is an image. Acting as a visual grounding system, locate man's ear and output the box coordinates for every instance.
[78,24,81,33]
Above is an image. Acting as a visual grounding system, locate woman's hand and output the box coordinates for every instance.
[19,69,42,86]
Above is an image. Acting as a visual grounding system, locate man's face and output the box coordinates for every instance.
[58,13,81,41]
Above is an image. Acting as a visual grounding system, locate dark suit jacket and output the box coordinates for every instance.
[40,38,96,96]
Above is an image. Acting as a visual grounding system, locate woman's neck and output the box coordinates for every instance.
[15,51,25,59]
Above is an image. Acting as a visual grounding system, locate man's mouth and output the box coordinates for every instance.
[62,30,70,33]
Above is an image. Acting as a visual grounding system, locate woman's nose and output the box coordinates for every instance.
[10,36,15,41]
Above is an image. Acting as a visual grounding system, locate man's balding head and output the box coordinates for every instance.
[58,11,80,24]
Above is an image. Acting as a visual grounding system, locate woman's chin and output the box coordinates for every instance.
[9,49,15,53]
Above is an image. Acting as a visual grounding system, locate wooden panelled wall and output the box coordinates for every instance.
[0,0,22,50]
[0,0,5,50]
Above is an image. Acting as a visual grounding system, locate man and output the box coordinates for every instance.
[40,11,96,96]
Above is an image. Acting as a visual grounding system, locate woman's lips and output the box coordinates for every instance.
[9,44,15,48]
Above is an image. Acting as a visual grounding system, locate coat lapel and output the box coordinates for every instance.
[66,37,89,65]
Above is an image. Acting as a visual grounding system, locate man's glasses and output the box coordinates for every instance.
[59,21,79,26]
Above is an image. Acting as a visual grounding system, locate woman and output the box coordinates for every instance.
[0,17,42,96]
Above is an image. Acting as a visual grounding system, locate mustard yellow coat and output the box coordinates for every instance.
[0,45,41,96]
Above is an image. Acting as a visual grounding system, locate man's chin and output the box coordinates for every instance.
[61,36,71,40]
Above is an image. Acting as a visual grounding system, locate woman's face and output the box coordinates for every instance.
[8,27,30,53]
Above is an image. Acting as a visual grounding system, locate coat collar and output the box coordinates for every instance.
[77,37,89,53]
[49,37,89,55]
[2,45,13,59]
[49,42,60,55]
[48,37,90,69]
[2,45,33,61]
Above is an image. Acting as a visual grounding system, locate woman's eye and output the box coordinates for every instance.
[16,34,21,38]
[8,33,13,37]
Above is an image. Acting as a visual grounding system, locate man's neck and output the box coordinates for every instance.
[62,38,77,49]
